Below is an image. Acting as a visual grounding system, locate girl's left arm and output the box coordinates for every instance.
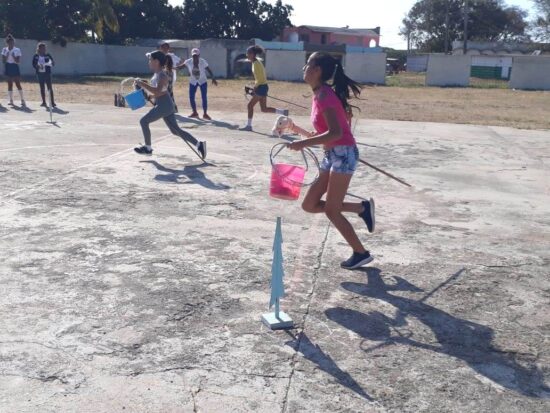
[288,107,342,151]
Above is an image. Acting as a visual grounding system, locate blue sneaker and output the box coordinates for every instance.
[359,198,375,233]
[340,251,374,270]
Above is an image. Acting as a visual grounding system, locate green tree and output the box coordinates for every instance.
[102,0,180,44]
[401,0,529,52]
[181,0,293,40]
[0,0,48,40]
[45,0,93,45]
[532,0,550,40]
[88,0,134,41]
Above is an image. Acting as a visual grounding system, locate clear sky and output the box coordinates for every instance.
[168,0,536,49]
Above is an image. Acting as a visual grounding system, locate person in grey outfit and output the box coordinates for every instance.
[134,51,206,159]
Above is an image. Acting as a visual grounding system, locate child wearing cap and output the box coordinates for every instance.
[179,48,217,120]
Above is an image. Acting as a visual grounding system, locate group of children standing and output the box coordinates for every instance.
[2,35,55,108]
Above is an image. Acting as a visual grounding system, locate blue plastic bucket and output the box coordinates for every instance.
[124,89,146,110]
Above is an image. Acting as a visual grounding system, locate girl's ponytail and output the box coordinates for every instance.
[165,54,173,72]
[247,45,265,57]
[332,62,362,112]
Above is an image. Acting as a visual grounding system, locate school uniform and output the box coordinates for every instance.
[32,53,55,105]
[2,46,22,77]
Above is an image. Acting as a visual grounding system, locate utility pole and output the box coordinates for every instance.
[463,0,469,55]
[444,0,450,54]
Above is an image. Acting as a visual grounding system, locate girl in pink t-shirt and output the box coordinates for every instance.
[287,52,375,270]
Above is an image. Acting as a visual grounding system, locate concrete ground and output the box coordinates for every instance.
[0,101,549,413]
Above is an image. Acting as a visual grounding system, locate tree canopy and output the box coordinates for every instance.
[532,0,550,41]
[401,0,529,52]
[0,0,293,45]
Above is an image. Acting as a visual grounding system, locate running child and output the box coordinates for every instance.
[134,51,207,159]
[240,45,287,132]
[179,48,218,120]
[287,52,375,270]
[32,42,56,107]
[1,35,25,107]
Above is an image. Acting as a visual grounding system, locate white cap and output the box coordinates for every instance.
[191,48,200,56]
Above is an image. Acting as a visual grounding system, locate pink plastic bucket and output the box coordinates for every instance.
[270,163,306,201]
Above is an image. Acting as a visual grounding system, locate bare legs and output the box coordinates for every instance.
[247,95,276,120]
[302,170,367,254]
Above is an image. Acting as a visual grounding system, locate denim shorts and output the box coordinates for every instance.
[321,145,359,175]
[255,84,269,97]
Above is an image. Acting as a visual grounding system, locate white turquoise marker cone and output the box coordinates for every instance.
[262,217,294,330]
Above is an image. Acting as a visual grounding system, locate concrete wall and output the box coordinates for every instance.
[0,38,153,76]
[196,44,228,78]
[426,55,471,87]
[266,50,306,82]
[407,54,429,72]
[344,53,386,85]
[509,56,550,90]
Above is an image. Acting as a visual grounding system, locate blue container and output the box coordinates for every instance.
[124,89,146,110]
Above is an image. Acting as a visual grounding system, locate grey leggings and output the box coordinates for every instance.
[140,94,197,147]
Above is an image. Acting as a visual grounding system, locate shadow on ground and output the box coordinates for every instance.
[285,331,373,401]
[326,267,550,398]
[141,160,230,190]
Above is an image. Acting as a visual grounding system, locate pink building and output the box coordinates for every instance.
[282,25,381,48]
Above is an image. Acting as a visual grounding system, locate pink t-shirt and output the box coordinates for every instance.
[311,85,355,149]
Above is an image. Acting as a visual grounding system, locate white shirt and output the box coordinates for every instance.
[167,52,181,82]
[183,58,209,85]
[2,47,21,64]
[37,55,52,73]
[150,71,168,92]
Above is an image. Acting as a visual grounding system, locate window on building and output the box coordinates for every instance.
[299,34,310,43]
[321,34,327,45]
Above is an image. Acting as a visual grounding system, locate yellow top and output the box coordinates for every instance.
[252,60,268,86]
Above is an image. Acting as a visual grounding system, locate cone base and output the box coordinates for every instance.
[261,312,294,330]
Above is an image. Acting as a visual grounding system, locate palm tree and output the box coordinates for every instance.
[89,0,133,41]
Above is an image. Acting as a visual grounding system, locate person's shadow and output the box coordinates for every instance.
[12,104,35,113]
[140,160,230,190]
[52,107,69,115]
[284,331,373,401]
[326,267,550,398]
[0,104,7,113]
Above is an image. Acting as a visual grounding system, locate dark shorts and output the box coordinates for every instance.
[255,84,269,97]
[4,63,20,77]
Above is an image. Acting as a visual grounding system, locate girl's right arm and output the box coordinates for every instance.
[290,123,315,138]
[136,75,168,98]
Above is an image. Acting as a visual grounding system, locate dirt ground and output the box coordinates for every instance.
[10,72,550,130]
[1,104,549,412]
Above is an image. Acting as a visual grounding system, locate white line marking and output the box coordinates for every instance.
[4,134,172,199]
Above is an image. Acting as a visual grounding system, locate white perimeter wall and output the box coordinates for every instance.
[344,53,386,85]
[266,50,306,81]
[509,56,550,90]
[426,55,471,87]
[196,45,228,79]
[1,38,154,76]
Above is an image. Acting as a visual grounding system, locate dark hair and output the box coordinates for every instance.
[148,50,167,66]
[247,45,264,57]
[165,54,173,72]
[6,34,14,43]
[309,52,362,112]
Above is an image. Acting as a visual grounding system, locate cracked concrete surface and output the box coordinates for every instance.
[1,102,549,412]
